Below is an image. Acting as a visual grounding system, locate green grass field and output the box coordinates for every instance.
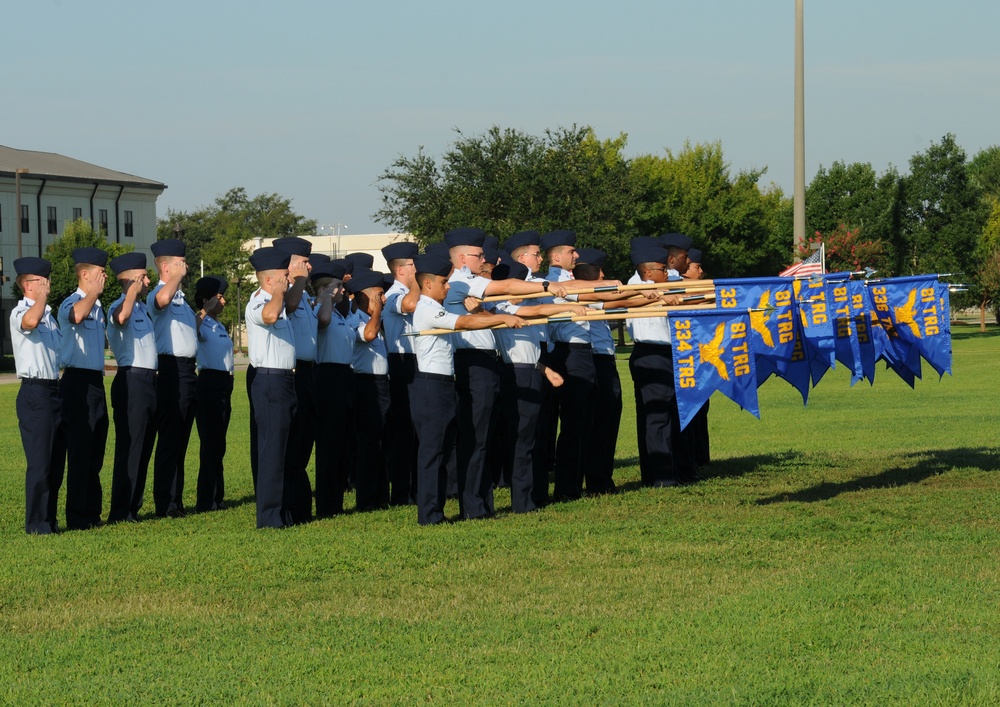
[2,327,998,704]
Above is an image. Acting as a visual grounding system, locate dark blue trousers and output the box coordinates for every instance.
[411,373,457,525]
[153,355,197,515]
[629,343,693,485]
[314,363,354,517]
[17,379,65,534]
[60,368,107,530]
[454,349,499,519]
[508,364,542,514]
[195,369,233,512]
[251,368,296,528]
[386,353,418,505]
[285,361,316,523]
[588,354,622,494]
[246,363,258,490]
[353,373,391,511]
[108,368,158,522]
[549,343,596,501]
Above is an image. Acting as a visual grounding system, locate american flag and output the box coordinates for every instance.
[779,246,824,277]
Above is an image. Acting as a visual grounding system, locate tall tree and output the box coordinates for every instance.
[805,161,901,272]
[631,141,790,277]
[374,125,639,277]
[898,134,988,275]
[38,219,137,309]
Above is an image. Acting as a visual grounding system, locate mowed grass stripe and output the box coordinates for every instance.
[0,326,998,703]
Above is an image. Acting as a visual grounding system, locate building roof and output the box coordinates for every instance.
[0,145,166,191]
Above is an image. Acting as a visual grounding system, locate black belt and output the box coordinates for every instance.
[416,371,454,382]
[254,367,294,376]
[295,359,315,370]
[455,349,498,359]
[511,362,539,370]
[634,342,672,351]
[554,342,591,351]
[316,362,351,370]
[388,353,416,360]
[198,368,233,377]
[63,367,103,377]
[117,366,157,374]
[158,354,196,364]
[354,372,389,380]
[19,378,59,387]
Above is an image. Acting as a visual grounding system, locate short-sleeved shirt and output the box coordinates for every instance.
[10,297,61,380]
[245,288,296,369]
[493,301,543,365]
[197,315,234,373]
[546,267,591,345]
[286,288,318,362]
[351,310,389,375]
[626,277,672,345]
[413,295,460,376]
[58,288,106,371]
[445,266,494,351]
[382,279,416,355]
[147,283,197,358]
[589,319,616,356]
[106,296,158,369]
[315,304,354,365]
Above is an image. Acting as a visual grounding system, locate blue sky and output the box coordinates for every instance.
[8,1,999,235]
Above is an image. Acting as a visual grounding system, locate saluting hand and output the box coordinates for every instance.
[288,259,309,281]
[87,269,107,297]
[35,278,51,302]
[265,272,289,296]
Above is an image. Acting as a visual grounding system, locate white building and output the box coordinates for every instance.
[1,145,166,353]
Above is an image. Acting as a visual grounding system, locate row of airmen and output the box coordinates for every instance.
[244,228,710,527]
[10,230,709,532]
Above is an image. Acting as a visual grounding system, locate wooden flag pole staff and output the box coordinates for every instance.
[478,279,717,303]
[407,300,720,337]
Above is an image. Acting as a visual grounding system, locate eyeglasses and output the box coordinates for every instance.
[463,252,486,260]
[646,266,667,272]
[524,251,542,258]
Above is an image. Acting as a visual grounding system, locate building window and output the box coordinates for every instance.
[73,207,83,221]
[21,205,30,234]
[99,209,108,234]
[47,206,58,235]
[124,210,134,238]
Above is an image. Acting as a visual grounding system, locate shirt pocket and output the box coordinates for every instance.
[82,317,97,330]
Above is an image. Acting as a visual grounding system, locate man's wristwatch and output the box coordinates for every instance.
[542,280,549,292]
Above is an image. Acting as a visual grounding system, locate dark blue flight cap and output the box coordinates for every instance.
[345,268,385,294]
[13,257,52,278]
[631,247,668,268]
[110,252,147,275]
[311,261,348,281]
[309,253,331,268]
[491,261,529,282]
[382,273,396,291]
[195,275,229,298]
[540,230,577,251]
[249,247,291,272]
[687,248,703,264]
[503,230,540,252]
[575,248,607,268]
[630,236,666,252]
[273,236,313,257]
[444,227,487,249]
[484,235,500,250]
[414,254,453,277]
[333,258,354,276]
[498,249,514,267]
[484,246,500,265]
[660,233,693,250]
[345,252,375,269]
[382,241,419,262]
[150,239,186,258]
[72,247,109,267]
[424,241,451,258]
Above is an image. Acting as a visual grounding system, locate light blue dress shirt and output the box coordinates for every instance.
[245,288,296,369]
[106,296,158,369]
[147,283,197,358]
[58,288,106,371]
[10,298,61,380]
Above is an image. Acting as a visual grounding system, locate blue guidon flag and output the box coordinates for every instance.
[868,275,952,379]
[669,309,760,431]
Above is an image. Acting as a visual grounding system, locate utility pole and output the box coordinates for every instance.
[793,0,807,260]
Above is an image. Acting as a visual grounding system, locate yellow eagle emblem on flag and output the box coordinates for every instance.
[698,322,729,381]
[750,290,775,347]
[894,288,922,339]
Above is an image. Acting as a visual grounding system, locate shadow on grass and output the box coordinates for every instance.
[756,447,1000,505]
[135,493,257,522]
[951,325,1000,341]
